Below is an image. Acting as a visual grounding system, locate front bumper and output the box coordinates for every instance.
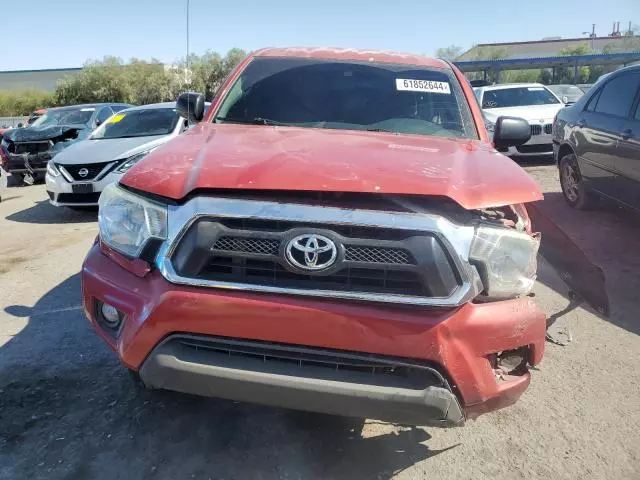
[46,170,122,206]
[5,153,49,174]
[506,132,553,156]
[82,244,546,425]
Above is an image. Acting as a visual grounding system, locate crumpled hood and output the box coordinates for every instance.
[3,124,86,143]
[122,123,543,210]
[483,104,564,123]
[53,135,174,166]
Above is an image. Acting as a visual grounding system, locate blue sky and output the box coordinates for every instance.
[3,0,637,71]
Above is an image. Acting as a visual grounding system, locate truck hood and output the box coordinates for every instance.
[122,124,543,210]
[483,104,564,123]
[53,135,173,165]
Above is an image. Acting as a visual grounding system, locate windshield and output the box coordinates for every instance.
[547,85,584,102]
[31,107,95,127]
[481,86,560,109]
[215,57,475,139]
[90,108,180,139]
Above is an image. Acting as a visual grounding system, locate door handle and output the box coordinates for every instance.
[577,119,586,128]
[620,129,633,140]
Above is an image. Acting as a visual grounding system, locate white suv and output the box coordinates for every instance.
[474,83,564,157]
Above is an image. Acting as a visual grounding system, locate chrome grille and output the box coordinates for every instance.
[530,124,542,136]
[544,123,553,134]
[345,246,412,265]
[60,162,112,181]
[213,237,279,255]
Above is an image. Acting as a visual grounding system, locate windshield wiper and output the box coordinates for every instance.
[215,116,287,126]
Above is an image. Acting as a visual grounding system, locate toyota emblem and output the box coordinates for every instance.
[78,168,89,178]
[285,234,337,271]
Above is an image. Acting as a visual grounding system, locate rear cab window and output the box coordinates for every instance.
[214,57,477,140]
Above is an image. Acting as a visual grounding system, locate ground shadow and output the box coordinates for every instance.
[532,191,640,336]
[1,273,455,480]
[5,200,96,225]
[510,155,556,168]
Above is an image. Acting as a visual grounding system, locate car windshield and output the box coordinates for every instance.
[481,86,561,108]
[31,107,95,127]
[90,108,180,139]
[547,85,584,102]
[215,57,475,139]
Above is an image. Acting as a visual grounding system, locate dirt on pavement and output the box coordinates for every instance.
[1,163,639,480]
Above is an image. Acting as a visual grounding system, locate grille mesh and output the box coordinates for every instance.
[345,246,412,265]
[544,124,553,134]
[213,236,279,255]
[530,124,542,136]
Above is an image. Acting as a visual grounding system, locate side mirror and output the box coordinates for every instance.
[17,122,24,128]
[493,116,531,150]
[177,92,206,123]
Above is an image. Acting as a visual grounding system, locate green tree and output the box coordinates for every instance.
[180,48,247,100]
[0,90,55,116]
[435,45,463,60]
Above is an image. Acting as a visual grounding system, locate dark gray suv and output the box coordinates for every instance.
[553,65,640,211]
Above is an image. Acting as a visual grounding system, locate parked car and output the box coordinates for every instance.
[474,83,565,156]
[83,47,546,427]
[553,64,640,210]
[46,102,198,208]
[0,103,131,185]
[547,84,585,105]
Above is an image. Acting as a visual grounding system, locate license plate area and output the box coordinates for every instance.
[72,183,94,194]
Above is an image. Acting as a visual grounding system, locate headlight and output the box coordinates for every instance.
[98,183,167,257]
[470,226,540,299]
[116,148,157,173]
[46,161,60,177]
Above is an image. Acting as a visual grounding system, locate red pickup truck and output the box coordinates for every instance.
[82,48,545,426]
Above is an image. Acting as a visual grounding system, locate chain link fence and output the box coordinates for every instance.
[0,117,28,128]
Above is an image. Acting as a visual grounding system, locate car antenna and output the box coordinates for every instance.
[186,0,191,121]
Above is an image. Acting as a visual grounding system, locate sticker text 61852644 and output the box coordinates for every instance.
[396,79,451,94]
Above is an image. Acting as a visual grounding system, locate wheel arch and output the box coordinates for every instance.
[556,143,576,166]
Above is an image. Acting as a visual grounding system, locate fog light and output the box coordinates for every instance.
[101,303,120,326]
[97,301,123,331]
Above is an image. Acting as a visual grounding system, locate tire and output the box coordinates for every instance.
[559,154,598,210]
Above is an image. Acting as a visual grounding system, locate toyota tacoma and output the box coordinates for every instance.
[82,48,545,426]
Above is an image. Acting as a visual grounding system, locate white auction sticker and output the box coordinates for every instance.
[396,79,451,94]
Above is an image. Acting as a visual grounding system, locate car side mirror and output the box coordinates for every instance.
[17,122,24,128]
[177,92,206,123]
[493,116,531,149]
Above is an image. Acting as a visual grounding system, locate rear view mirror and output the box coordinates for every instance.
[562,95,569,104]
[95,120,103,127]
[177,92,206,123]
[493,116,531,150]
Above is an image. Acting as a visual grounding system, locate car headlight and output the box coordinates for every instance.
[116,148,157,173]
[46,160,61,177]
[470,226,540,299]
[98,183,167,257]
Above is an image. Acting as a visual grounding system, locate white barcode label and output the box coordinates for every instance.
[396,79,451,94]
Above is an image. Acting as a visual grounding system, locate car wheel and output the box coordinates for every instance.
[559,154,597,210]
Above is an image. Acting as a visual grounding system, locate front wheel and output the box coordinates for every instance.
[559,154,598,210]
